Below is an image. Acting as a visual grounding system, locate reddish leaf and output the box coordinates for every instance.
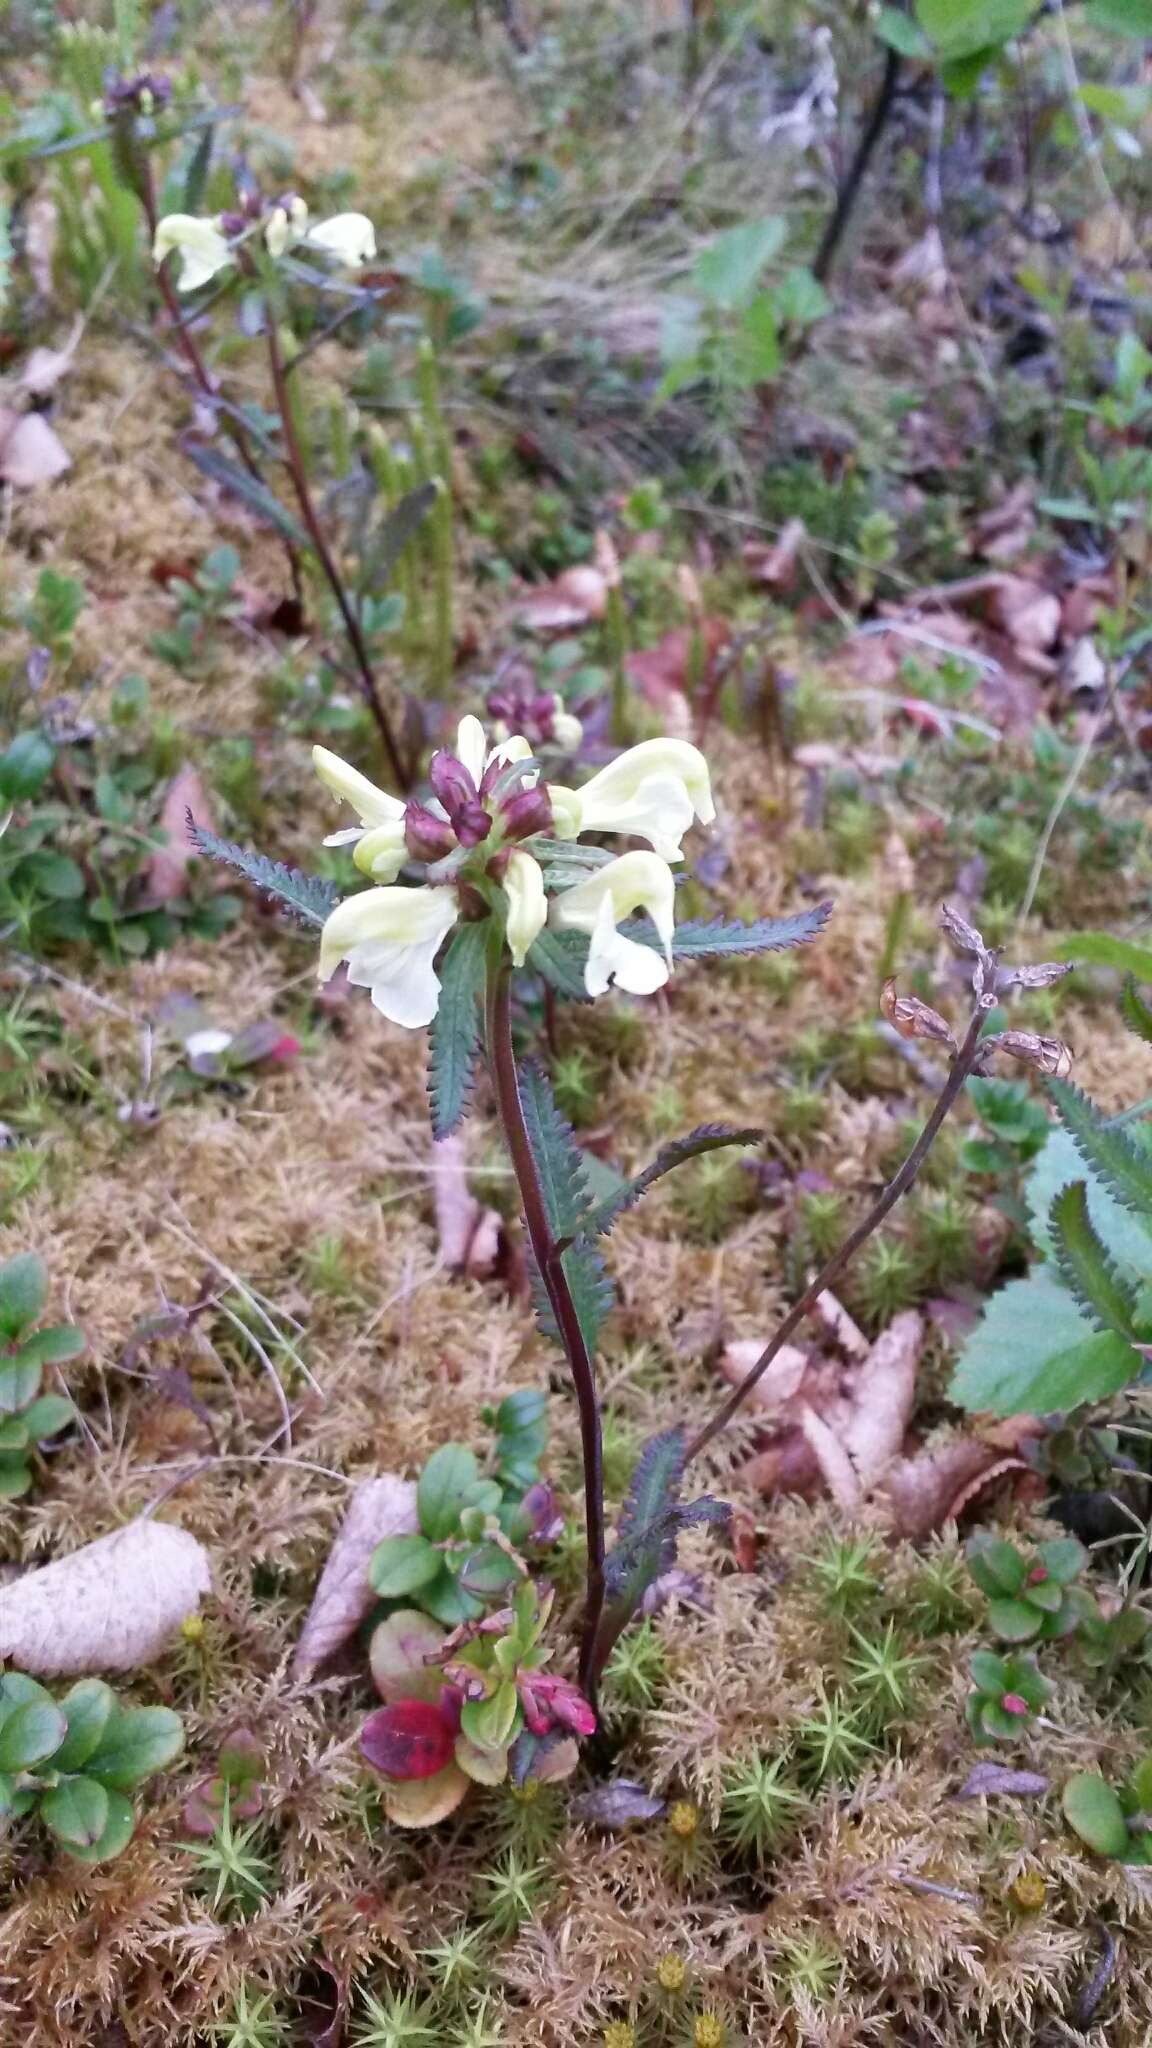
[146,766,214,904]
[361,1699,455,1782]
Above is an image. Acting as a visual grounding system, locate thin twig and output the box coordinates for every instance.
[813,44,902,285]
[1016,708,1103,927]
[685,999,992,1462]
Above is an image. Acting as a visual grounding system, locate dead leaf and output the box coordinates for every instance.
[743,517,807,590]
[517,566,609,630]
[0,1520,211,1675]
[970,482,1035,564]
[13,318,83,399]
[145,765,214,904]
[0,409,70,488]
[625,620,729,737]
[988,575,1061,658]
[572,1779,666,1829]
[293,1476,418,1682]
[890,227,949,297]
[720,1340,809,1412]
[956,1763,1049,1799]
[842,1310,923,1490]
[799,1403,861,1512]
[433,1135,501,1276]
[812,1291,868,1358]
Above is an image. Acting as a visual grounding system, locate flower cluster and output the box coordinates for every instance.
[153,195,376,292]
[312,715,714,1025]
[362,1585,594,1825]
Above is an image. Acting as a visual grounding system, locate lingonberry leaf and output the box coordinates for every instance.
[361,1699,455,1781]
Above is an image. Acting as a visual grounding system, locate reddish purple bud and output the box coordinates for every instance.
[1000,1692,1030,1717]
[361,1699,455,1781]
[454,800,493,849]
[404,800,456,863]
[518,1672,596,1739]
[428,748,479,817]
[500,785,553,841]
[1026,1566,1048,1585]
[520,1481,564,1545]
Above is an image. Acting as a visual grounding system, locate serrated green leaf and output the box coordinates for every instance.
[524,927,593,1001]
[1028,1125,1152,1272]
[572,1124,762,1245]
[428,923,486,1139]
[181,121,214,213]
[39,1774,109,1849]
[189,824,339,928]
[0,1254,47,1339]
[1121,976,1152,1049]
[184,443,309,548]
[1050,1181,1138,1340]
[1049,1077,1152,1217]
[949,1267,1137,1416]
[518,1062,591,1237]
[1053,931,1152,980]
[641,903,833,959]
[597,1429,728,1673]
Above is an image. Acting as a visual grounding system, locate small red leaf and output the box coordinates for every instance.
[361,1699,454,1781]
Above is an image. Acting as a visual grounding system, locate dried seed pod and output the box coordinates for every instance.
[987,1030,1074,1079]
[939,902,987,957]
[880,980,958,1050]
[995,960,1075,994]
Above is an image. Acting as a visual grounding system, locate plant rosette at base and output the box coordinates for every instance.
[361,1584,594,1825]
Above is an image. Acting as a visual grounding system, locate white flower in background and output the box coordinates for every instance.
[153,202,377,292]
[549,850,675,997]
[549,737,715,862]
[151,213,232,292]
[312,721,713,1026]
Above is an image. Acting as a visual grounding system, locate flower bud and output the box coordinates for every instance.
[428,747,479,818]
[454,800,493,849]
[404,801,455,864]
[500,784,554,842]
[1001,1692,1030,1717]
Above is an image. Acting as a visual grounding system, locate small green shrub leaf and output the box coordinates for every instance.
[86,1706,184,1789]
[0,1354,42,1415]
[368,1534,443,1599]
[39,1774,109,1849]
[1062,1771,1130,1858]
[0,1698,66,1771]
[21,1394,74,1441]
[64,1787,136,1865]
[54,1680,117,1772]
[15,1324,85,1367]
[0,1254,47,1339]
[417,1443,479,1541]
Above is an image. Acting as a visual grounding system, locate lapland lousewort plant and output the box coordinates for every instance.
[152,200,377,291]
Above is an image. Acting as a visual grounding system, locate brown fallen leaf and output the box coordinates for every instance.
[799,1403,861,1512]
[743,517,807,590]
[720,1339,809,1412]
[970,481,1035,564]
[433,1135,501,1276]
[13,317,84,399]
[293,1475,418,1682]
[625,620,729,737]
[516,565,609,631]
[0,1520,211,1676]
[987,575,1061,658]
[880,1426,1040,1543]
[0,409,70,487]
[956,1763,1049,1799]
[145,764,214,905]
[841,1310,924,1491]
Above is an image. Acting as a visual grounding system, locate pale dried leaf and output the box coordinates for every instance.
[989,575,1061,656]
[880,980,957,1050]
[890,226,948,297]
[957,1763,1048,1799]
[593,528,622,589]
[293,1476,418,1681]
[572,1778,666,1828]
[720,1339,809,1411]
[798,1403,861,1513]
[842,1309,923,1490]
[0,1520,211,1675]
[743,517,807,589]
[0,410,70,488]
[14,318,83,398]
[812,1291,868,1358]
[940,901,987,958]
[433,1135,501,1276]
[146,765,214,904]
[517,566,608,630]
[380,1761,470,1827]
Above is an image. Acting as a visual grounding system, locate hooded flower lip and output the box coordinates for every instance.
[152,213,232,292]
[301,211,376,267]
[503,850,548,968]
[549,850,675,997]
[548,738,713,863]
[318,885,459,1028]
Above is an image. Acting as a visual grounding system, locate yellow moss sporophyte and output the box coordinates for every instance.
[310,719,715,1026]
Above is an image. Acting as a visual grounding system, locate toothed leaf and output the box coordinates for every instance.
[189,823,339,928]
[1050,1181,1139,1340]
[624,902,833,958]
[524,927,593,1001]
[1121,975,1152,1049]
[572,1124,762,1244]
[428,923,486,1139]
[518,1062,592,1237]
[360,481,440,591]
[1048,1077,1152,1216]
[950,1267,1137,1416]
[596,1429,729,1670]
[184,443,310,548]
[528,1240,615,1359]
